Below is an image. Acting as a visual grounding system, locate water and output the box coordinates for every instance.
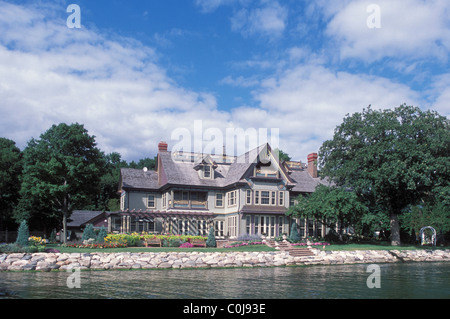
[0,262,449,299]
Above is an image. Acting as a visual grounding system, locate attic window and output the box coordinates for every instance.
[203,165,212,179]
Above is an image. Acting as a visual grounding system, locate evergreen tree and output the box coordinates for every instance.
[96,226,108,243]
[289,222,301,242]
[81,224,96,242]
[15,220,29,247]
[206,226,216,247]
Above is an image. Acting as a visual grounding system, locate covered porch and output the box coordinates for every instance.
[108,210,215,236]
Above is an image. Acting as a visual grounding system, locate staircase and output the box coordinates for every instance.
[265,240,315,257]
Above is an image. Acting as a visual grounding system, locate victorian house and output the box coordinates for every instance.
[108,142,330,239]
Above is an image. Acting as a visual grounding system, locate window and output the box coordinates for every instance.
[227,216,237,237]
[279,192,284,206]
[215,193,224,207]
[120,193,125,211]
[279,216,284,236]
[261,191,270,205]
[270,217,275,237]
[246,216,251,234]
[215,220,224,237]
[147,195,155,209]
[203,165,211,179]
[162,193,167,208]
[246,190,252,205]
[255,191,259,205]
[271,191,276,205]
[227,190,237,207]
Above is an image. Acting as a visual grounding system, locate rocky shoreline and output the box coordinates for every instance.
[0,249,449,272]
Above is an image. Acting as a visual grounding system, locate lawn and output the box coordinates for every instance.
[45,242,447,254]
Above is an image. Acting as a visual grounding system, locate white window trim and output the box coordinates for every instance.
[147,194,156,209]
[260,191,271,206]
[227,190,237,207]
[215,193,224,208]
[279,191,284,206]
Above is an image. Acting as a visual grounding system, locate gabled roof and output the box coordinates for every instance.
[68,210,107,228]
[119,143,319,192]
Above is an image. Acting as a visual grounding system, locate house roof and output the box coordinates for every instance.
[120,143,323,193]
[68,210,107,228]
[289,170,333,193]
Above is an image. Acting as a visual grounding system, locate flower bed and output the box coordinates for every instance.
[104,233,208,248]
[63,243,127,249]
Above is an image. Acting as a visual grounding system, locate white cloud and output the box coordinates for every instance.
[1,0,448,165]
[322,0,450,62]
[231,1,288,38]
[0,1,228,160]
[230,62,425,161]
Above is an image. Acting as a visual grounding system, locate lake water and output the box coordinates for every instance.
[0,262,449,299]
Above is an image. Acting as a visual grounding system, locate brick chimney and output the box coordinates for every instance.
[307,153,318,178]
[158,141,168,152]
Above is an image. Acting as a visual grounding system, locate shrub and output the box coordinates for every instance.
[206,227,216,248]
[15,220,29,247]
[180,242,194,248]
[81,224,96,242]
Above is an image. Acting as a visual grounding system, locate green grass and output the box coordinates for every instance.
[46,242,447,254]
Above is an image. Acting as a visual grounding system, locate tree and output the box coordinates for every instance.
[289,222,300,242]
[96,226,108,243]
[273,149,291,162]
[0,138,22,231]
[287,185,368,240]
[319,105,450,245]
[15,123,106,243]
[15,220,29,247]
[81,224,96,242]
[206,226,216,247]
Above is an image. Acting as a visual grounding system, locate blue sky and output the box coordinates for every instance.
[0,0,449,162]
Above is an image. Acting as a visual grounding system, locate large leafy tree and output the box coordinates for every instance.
[15,123,106,242]
[319,105,450,245]
[0,138,22,230]
[287,185,368,240]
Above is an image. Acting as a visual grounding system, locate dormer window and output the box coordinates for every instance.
[203,165,212,179]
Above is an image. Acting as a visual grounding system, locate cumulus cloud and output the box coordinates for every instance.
[0,1,227,160]
[321,0,450,62]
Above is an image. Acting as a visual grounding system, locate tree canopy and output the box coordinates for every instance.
[15,123,106,242]
[319,105,450,245]
[0,138,22,230]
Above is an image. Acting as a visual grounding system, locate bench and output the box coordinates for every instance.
[144,237,162,247]
[191,239,207,247]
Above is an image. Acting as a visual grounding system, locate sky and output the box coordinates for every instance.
[0,0,449,163]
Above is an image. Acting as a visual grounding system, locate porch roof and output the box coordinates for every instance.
[112,210,215,219]
[240,205,287,215]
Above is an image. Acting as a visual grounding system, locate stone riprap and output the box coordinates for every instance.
[0,249,448,272]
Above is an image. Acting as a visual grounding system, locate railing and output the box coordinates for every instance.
[173,200,207,209]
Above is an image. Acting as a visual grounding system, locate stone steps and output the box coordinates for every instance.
[264,240,315,257]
